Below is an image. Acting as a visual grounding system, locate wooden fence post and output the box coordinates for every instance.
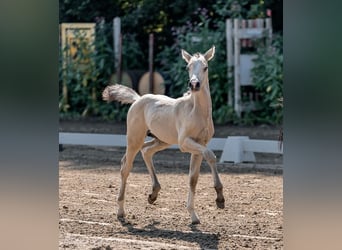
[113,17,122,83]
[148,33,154,93]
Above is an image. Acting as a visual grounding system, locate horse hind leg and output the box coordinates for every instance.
[117,134,145,218]
[141,138,169,204]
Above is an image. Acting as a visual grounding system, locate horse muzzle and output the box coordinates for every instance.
[189,80,200,91]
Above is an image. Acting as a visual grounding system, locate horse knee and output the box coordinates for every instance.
[121,154,127,166]
[120,163,131,180]
[179,144,187,153]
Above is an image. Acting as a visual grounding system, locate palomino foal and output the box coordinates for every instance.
[102,46,225,224]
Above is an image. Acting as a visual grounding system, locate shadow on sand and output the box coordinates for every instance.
[117,217,220,249]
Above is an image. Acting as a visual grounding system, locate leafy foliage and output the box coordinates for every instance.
[156,4,283,124]
[59,0,283,124]
[156,12,236,124]
[251,34,283,124]
[59,23,116,119]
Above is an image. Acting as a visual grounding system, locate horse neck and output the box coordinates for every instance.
[191,82,212,118]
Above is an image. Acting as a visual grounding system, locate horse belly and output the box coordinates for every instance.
[146,110,178,144]
[151,125,178,144]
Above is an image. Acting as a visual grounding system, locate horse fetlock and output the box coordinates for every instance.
[148,185,161,204]
[117,200,125,218]
[153,184,161,193]
[190,211,201,224]
[214,186,223,193]
[117,193,125,202]
[147,184,161,204]
[214,186,225,209]
[186,201,200,223]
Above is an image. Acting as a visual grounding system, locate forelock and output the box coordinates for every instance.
[189,53,206,65]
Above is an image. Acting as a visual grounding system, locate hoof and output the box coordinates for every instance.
[117,211,125,219]
[148,194,157,204]
[216,198,225,209]
[191,219,201,225]
[117,214,125,219]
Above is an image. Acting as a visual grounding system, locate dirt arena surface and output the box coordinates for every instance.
[59,119,283,249]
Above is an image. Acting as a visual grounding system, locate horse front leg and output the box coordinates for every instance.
[141,138,169,204]
[187,154,203,224]
[180,137,225,210]
[202,149,225,209]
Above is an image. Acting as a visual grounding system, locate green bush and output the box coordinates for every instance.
[59,1,283,125]
[251,34,283,124]
[156,4,283,125]
[59,22,143,121]
[156,11,236,124]
[59,24,114,118]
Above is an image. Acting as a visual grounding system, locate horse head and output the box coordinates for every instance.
[181,46,215,91]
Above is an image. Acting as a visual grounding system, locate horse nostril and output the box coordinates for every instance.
[189,80,200,90]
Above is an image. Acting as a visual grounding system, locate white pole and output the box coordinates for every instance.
[234,19,241,117]
[265,18,273,47]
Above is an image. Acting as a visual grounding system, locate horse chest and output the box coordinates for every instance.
[187,116,213,145]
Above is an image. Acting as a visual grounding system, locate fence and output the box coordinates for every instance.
[59,133,282,164]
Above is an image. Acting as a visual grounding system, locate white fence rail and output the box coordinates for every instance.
[219,136,283,163]
[59,132,226,151]
[59,133,283,164]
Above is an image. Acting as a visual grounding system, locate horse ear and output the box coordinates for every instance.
[181,49,192,63]
[204,46,215,61]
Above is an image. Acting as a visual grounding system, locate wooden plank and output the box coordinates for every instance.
[265,17,272,47]
[226,19,233,106]
[238,28,266,39]
[241,20,247,47]
[148,33,154,93]
[247,19,254,47]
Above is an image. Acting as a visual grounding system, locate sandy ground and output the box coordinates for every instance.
[59,119,283,249]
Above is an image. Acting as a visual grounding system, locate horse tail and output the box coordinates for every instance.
[102,84,140,104]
